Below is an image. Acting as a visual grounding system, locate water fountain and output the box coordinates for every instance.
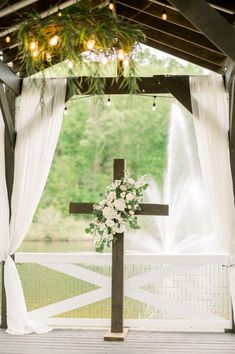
[126,103,223,254]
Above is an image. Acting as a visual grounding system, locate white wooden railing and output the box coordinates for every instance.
[15,252,232,331]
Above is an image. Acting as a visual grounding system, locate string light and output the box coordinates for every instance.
[161,8,167,21]
[45,52,51,61]
[49,35,59,47]
[123,57,129,67]
[109,0,115,11]
[64,106,68,115]
[118,49,125,61]
[29,41,37,51]
[152,96,156,111]
[57,6,62,17]
[107,96,111,106]
[32,50,39,58]
[87,39,96,50]
[102,56,108,65]
[5,34,11,44]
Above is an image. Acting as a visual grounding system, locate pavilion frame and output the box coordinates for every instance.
[1,64,235,332]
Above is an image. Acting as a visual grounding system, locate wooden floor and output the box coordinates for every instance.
[1,329,235,354]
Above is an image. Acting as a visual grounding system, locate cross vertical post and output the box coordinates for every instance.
[111,159,125,334]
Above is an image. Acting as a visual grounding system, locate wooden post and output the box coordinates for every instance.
[111,159,125,333]
[0,86,16,328]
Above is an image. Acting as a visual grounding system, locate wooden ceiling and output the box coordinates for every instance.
[0,0,234,75]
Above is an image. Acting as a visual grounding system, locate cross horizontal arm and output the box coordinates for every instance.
[137,203,169,216]
[69,203,93,214]
[69,202,169,216]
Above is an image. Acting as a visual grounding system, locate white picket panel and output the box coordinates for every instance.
[15,252,232,330]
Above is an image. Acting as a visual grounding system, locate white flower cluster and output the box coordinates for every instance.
[85,174,148,252]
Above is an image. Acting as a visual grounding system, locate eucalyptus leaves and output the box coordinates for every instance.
[85,174,148,252]
[18,2,145,95]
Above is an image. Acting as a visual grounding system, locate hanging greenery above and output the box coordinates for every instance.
[18,2,145,95]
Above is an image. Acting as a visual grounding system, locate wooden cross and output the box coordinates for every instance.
[69,159,169,340]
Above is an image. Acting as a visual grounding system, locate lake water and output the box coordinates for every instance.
[18,240,96,253]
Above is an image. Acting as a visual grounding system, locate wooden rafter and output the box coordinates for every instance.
[145,38,223,73]
[143,29,224,66]
[168,0,235,63]
[117,4,221,54]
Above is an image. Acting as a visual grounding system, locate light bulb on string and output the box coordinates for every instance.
[152,96,156,111]
[102,56,108,65]
[45,52,51,61]
[87,39,96,50]
[123,57,129,67]
[118,49,125,61]
[109,0,115,11]
[29,40,37,51]
[107,96,111,106]
[32,49,39,58]
[57,6,62,17]
[161,8,167,20]
[5,34,11,44]
[49,35,59,47]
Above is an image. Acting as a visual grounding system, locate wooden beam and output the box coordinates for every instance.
[69,202,169,215]
[116,0,199,32]
[168,0,235,63]
[117,4,222,54]
[224,60,235,91]
[146,38,224,73]
[66,77,169,100]
[0,60,21,95]
[129,22,225,66]
[155,75,192,113]
[0,83,16,146]
[0,87,16,329]
[229,77,235,200]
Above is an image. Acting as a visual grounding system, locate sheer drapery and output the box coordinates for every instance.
[1,78,67,334]
[190,75,235,314]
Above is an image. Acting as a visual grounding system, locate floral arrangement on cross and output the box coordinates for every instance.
[86,174,148,252]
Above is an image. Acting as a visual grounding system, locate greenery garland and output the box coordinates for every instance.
[18,2,145,95]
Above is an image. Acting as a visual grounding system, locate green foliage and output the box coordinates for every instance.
[18,2,145,95]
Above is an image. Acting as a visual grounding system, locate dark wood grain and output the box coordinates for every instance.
[111,159,125,333]
[168,0,235,62]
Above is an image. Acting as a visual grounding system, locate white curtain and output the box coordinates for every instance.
[190,75,235,314]
[1,78,67,334]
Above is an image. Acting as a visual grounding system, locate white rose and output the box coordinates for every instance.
[120,192,126,198]
[120,184,127,191]
[127,178,135,184]
[103,206,117,220]
[113,198,126,211]
[126,192,134,201]
[108,191,116,201]
[105,219,115,227]
[129,210,134,215]
[128,205,132,209]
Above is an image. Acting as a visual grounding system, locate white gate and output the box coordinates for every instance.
[15,252,232,331]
